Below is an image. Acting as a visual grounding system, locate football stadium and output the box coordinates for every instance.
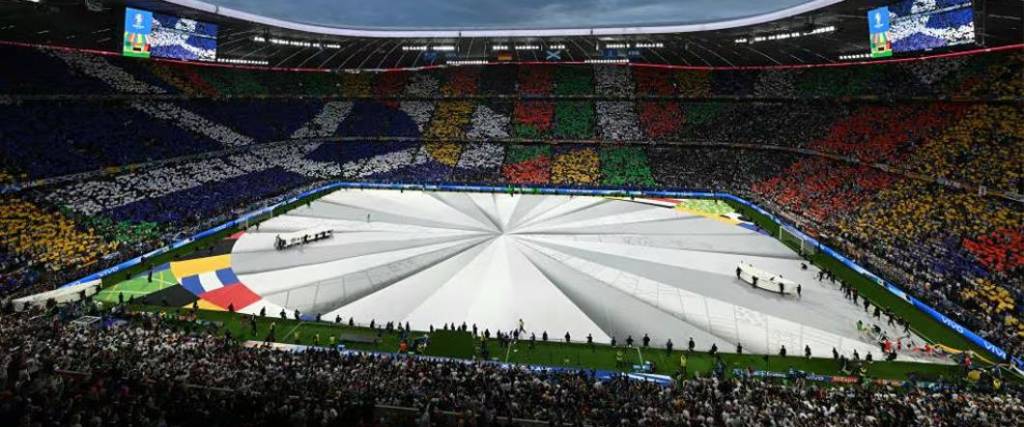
[0,0,1022,425]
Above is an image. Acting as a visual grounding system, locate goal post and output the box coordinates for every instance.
[779,225,817,256]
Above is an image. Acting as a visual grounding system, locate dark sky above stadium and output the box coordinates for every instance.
[206,0,814,29]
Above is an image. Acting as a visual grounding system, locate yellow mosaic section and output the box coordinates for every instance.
[424,142,462,167]
[551,148,599,185]
[424,101,473,140]
[341,73,372,97]
[0,196,116,271]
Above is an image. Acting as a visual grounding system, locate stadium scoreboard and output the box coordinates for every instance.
[123,7,218,61]
[868,0,976,58]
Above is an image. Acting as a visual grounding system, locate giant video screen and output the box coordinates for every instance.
[123,7,218,61]
[889,0,975,53]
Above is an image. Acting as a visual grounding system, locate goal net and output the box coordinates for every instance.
[779,225,818,257]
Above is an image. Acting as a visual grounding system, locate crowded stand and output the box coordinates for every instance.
[130,101,256,146]
[1,0,1023,418]
[0,196,116,272]
[0,302,1021,426]
[513,100,555,138]
[595,101,643,141]
[0,101,224,179]
[425,101,474,140]
[372,71,409,106]
[441,68,480,97]
[633,68,677,96]
[517,65,554,96]
[181,99,324,141]
[502,145,552,184]
[465,103,512,140]
[0,43,1021,414]
[0,142,337,294]
[342,73,373,97]
[0,46,114,95]
[50,50,167,95]
[550,145,600,185]
[399,100,437,133]
[638,101,684,139]
[290,102,355,139]
[594,65,634,97]
[452,142,505,183]
[600,147,657,187]
[553,101,596,139]
[553,66,593,96]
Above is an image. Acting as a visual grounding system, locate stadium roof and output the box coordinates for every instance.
[180,0,836,36]
[0,0,1019,68]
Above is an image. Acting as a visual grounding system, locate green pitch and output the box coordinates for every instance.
[95,269,177,304]
[678,199,737,216]
[133,305,964,382]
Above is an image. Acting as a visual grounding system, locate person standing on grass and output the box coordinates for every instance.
[249,314,257,336]
[642,334,650,348]
[666,339,673,355]
[688,337,695,352]
[565,332,571,343]
[678,352,688,377]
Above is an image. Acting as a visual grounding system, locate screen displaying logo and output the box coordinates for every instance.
[867,6,892,58]
[122,7,219,61]
[123,7,153,58]
[869,7,890,33]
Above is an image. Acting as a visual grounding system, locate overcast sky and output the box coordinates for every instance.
[206,0,812,29]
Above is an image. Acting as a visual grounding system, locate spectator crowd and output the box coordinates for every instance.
[0,303,1021,426]
[0,44,1021,369]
